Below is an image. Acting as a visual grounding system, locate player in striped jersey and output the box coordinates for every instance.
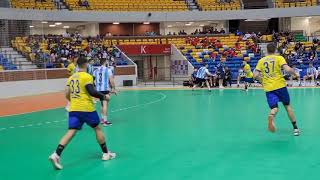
[303,63,317,86]
[192,63,215,91]
[93,58,116,126]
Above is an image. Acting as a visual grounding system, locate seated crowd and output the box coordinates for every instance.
[12,32,127,69]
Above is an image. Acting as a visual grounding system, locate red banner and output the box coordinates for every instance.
[117,44,171,55]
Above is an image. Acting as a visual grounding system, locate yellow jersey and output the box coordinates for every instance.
[243,64,253,78]
[67,72,95,112]
[256,55,287,92]
[67,63,76,76]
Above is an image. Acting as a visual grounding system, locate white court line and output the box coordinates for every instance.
[0,92,167,132]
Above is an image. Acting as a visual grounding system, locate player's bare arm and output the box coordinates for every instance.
[282,64,299,77]
[65,87,71,101]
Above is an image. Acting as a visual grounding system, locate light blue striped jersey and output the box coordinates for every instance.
[196,66,209,79]
[307,67,316,75]
[93,66,112,92]
[87,64,94,75]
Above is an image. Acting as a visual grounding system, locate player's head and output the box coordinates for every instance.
[88,58,94,65]
[100,58,107,66]
[267,43,277,54]
[203,63,208,68]
[309,63,313,67]
[242,60,247,65]
[194,68,198,72]
[77,57,88,69]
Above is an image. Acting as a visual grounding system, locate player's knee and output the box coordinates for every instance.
[270,107,278,116]
[105,95,110,101]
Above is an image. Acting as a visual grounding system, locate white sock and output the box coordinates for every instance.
[104,116,108,121]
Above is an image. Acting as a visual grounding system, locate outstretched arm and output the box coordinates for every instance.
[283,64,298,77]
[253,70,261,82]
[205,69,215,77]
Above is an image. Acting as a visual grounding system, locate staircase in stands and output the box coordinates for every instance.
[0,47,37,70]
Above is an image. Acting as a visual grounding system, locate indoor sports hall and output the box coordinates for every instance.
[0,0,320,179]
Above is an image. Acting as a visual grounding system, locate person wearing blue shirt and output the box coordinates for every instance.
[216,60,226,88]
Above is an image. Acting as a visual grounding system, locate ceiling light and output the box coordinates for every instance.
[55,22,62,25]
[29,26,34,28]
[143,22,150,25]
[63,26,70,29]
[306,16,312,19]
[49,24,56,27]
[189,22,194,24]
[167,25,173,28]
[185,23,191,26]
[245,18,269,21]
[41,21,48,24]
[199,24,205,27]
[113,22,120,25]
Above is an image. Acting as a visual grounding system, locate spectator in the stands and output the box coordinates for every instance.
[224,67,232,87]
[79,0,89,8]
[235,30,242,36]
[213,29,219,34]
[303,63,317,86]
[242,32,252,41]
[220,28,226,34]
[235,41,241,51]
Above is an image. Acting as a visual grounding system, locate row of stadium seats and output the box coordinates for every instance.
[0,54,18,70]
[64,0,188,11]
[11,0,55,10]
[274,0,318,8]
[196,0,241,11]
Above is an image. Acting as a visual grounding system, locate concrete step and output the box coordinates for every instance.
[20,65,38,70]
[0,47,14,51]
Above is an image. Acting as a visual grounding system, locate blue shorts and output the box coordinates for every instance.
[245,78,254,83]
[68,111,100,130]
[266,87,290,109]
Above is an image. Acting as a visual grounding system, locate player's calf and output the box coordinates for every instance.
[268,107,278,133]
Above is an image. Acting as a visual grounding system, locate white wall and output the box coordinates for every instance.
[164,21,227,35]
[0,75,137,98]
[114,75,137,86]
[291,17,320,36]
[79,23,99,37]
[30,27,66,35]
[0,79,67,99]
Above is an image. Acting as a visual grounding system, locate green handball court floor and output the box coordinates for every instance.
[0,89,319,180]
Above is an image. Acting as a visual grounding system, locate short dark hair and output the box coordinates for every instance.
[77,57,88,68]
[267,43,276,54]
[100,58,107,65]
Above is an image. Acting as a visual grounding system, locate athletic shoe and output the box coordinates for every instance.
[49,152,63,170]
[102,152,116,161]
[268,116,276,133]
[101,119,112,126]
[293,129,300,136]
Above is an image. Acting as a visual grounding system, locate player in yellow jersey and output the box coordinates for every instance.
[66,57,79,110]
[49,57,116,170]
[242,60,254,91]
[253,43,300,136]
[66,58,78,76]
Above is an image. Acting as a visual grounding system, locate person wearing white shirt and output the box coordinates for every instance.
[303,63,316,86]
[289,64,301,86]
